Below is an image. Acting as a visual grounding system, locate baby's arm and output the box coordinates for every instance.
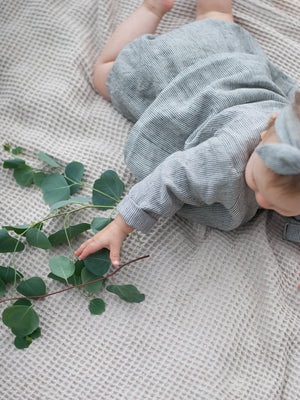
[74,214,135,266]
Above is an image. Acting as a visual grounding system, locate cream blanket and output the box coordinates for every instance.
[1,1,299,399]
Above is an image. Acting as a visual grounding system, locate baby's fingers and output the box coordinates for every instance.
[75,238,104,260]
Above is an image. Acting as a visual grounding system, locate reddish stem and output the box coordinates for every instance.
[0,255,149,304]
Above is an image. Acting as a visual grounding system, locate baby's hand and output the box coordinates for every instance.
[74,214,135,266]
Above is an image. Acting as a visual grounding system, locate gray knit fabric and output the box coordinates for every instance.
[1,2,300,400]
[108,19,298,232]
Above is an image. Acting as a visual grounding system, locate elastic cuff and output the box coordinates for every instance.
[117,196,158,233]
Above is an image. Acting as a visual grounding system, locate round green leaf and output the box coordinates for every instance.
[41,173,70,205]
[17,277,46,298]
[2,224,30,235]
[0,278,6,297]
[0,229,25,253]
[2,305,39,336]
[83,248,111,276]
[92,170,124,208]
[13,165,34,186]
[26,228,52,249]
[14,336,32,349]
[49,256,75,280]
[33,172,47,188]
[48,223,90,246]
[3,158,25,169]
[14,299,32,306]
[49,197,90,213]
[12,146,22,155]
[0,265,23,283]
[106,284,145,303]
[89,298,105,315]
[91,217,112,234]
[81,267,103,294]
[38,151,61,168]
[65,161,84,195]
[29,327,41,339]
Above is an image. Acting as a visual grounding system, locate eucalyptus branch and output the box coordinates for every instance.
[0,255,149,304]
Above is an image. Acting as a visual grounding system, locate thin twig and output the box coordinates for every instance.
[0,255,150,304]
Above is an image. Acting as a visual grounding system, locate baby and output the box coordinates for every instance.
[75,0,300,266]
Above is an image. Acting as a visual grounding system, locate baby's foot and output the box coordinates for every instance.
[143,0,174,18]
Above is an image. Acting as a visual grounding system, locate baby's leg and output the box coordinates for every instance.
[196,0,233,22]
[94,0,174,99]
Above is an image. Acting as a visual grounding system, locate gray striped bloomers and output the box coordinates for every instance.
[106,19,298,233]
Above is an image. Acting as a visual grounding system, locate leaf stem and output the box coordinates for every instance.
[0,255,149,304]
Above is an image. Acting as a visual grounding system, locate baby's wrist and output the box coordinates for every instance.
[115,214,135,234]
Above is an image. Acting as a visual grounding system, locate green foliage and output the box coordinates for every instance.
[92,170,124,209]
[89,298,105,315]
[0,229,25,253]
[83,248,111,276]
[49,256,75,280]
[2,305,39,336]
[26,228,52,249]
[0,266,23,283]
[91,217,112,233]
[13,165,34,186]
[65,161,84,195]
[48,223,90,246]
[38,151,61,168]
[49,197,90,213]
[33,172,47,188]
[42,173,70,205]
[81,267,103,294]
[3,158,25,169]
[0,279,6,296]
[17,277,46,298]
[0,146,146,349]
[106,285,145,303]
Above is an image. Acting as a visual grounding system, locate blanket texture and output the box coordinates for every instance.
[0,1,299,399]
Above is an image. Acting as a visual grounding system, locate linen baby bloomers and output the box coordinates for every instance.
[106,19,299,234]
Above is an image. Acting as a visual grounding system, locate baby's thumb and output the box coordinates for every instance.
[110,245,121,266]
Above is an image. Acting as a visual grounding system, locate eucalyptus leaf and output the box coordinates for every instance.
[81,267,103,294]
[49,256,75,280]
[14,336,32,349]
[48,223,90,246]
[29,327,41,339]
[13,299,32,306]
[3,158,25,169]
[17,277,46,298]
[2,224,30,235]
[74,259,85,276]
[12,146,22,155]
[26,228,52,249]
[13,165,34,186]
[33,172,47,188]
[42,173,70,205]
[38,151,61,168]
[64,161,84,195]
[89,298,105,315]
[0,266,23,283]
[83,248,111,276]
[2,305,39,337]
[92,170,124,209]
[91,217,112,233]
[0,229,25,253]
[106,285,145,303]
[49,197,90,213]
[47,272,67,284]
[0,278,6,297]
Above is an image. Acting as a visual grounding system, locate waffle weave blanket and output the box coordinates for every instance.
[0,1,299,399]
